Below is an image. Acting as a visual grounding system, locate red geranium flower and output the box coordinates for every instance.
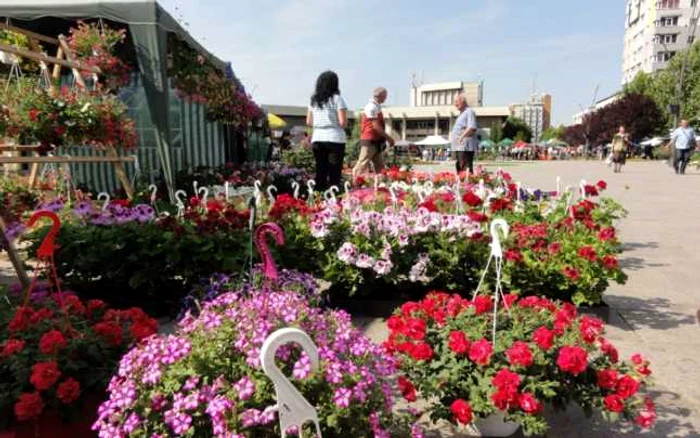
[403,318,427,340]
[8,306,34,332]
[635,410,657,428]
[596,369,619,390]
[602,255,619,270]
[448,331,470,355]
[386,315,405,333]
[518,392,543,414]
[14,392,44,421]
[39,330,67,355]
[400,302,421,317]
[548,242,562,254]
[471,295,493,315]
[1,339,25,357]
[468,338,493,366]
[56,378,81,404]
[409,342,434,361]
[506,341,534,367]
[604,394,625,413]
[30,361,61,391]
[397,376,417,402]
[598,227,616,241]
[532,326,555,350]
[450,399,473,425]
[492,368,521,391]
[462,191,483,207]
[579,316,604,344]
[600,338,619,363]
[93,321,123,346]
[562,266,580,281]
[556,345,588,376]
[505,249,523,263]
[615,375,641,399]
[467,211,488,222]
[596,180,607,190]
[130,318,158,341]
[87,299,106,314]
[577,246,598,262]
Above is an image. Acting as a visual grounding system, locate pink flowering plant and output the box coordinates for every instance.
[385,292,655,436]
[94,289,420,437]
[302,197,488,298]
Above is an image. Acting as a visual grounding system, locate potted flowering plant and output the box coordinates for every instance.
[385,292,655,436]
[94,288,421,437]
[67,21,131,89]
[0,288,157,437]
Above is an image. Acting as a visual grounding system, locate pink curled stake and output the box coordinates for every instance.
[255,223,286,284]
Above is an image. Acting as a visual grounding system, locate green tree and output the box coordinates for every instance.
[541,125,566,141]
[622,43,700,128]
[502,117,532,142]
[490,121,504,143]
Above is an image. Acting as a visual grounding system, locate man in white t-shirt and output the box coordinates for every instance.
[352,87,395,179]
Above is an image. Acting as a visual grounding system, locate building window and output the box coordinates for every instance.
[654,33,678,43]
[654,50,676,61]
[656,0,680,9]
[656,16,679,26]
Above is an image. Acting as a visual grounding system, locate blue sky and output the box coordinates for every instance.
[161,0,624,125]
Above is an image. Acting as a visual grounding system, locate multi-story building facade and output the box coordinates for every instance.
[511,94,552,142]
[623,0,700,84]
[384,81,509,142]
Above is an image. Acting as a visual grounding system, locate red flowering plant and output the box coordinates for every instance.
[67,21,132,89]
[385,292,655,436]
[0,78,137,151]
[0,286,157,430]
[168,35,262,128]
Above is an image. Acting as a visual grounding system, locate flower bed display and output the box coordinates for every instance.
[385,292,655,436]
[271,174,626,306]
[22,199,250,316]
[94,288,420,437]
[0,287,157,434]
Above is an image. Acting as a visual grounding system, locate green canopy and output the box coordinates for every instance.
[500,138,515,146]
[0,0,226,201]
[479,139,496,149]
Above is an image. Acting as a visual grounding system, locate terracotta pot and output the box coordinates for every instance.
[0,396,100,438]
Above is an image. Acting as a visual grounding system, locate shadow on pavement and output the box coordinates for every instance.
[619,256,668,271]
[623,241,660,251]
[606,295,696,331]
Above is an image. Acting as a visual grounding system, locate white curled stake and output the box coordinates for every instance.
[261,328,322,438]
[97,192,110,211]
[473,219,511,344]
[174,189,187,217]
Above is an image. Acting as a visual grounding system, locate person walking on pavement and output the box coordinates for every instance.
[306,70,348,192]
[669,119,696,175]
[450,94,479,174]
[352,87,394,180]
[611,125,630,173]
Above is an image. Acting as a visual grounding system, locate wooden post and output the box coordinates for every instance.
[107,146,134,199]
[28,149,41,189]
[52,46,64,80]
[56,35,87,89]
[0,216,30,289]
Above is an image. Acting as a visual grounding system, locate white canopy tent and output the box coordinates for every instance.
[640,137,667,147]
[414,135,450,148]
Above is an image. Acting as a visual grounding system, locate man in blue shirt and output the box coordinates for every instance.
[669,119,696,174]
[451,94,479,174]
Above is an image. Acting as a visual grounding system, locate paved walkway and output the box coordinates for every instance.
[2,160,699,436]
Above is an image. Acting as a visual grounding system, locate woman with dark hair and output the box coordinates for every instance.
[306,70,347,192]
